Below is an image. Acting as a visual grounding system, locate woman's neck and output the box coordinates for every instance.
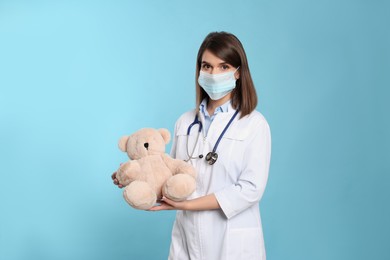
[207,93,231,115]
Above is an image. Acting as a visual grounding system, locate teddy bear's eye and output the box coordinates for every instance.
[144,143,149,150]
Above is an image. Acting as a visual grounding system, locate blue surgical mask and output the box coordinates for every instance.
[198,67,240,100]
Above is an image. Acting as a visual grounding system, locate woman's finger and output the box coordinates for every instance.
[161,197,189,210]
[161,197,176,206]
[148,202,174,211]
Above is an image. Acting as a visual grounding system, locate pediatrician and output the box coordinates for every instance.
[113,31,271,259]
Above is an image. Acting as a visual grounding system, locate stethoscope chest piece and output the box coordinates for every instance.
[205,152,218,165]
[186,108,239,165]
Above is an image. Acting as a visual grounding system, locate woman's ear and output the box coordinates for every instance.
[118,136,129,152]
[158,128,171,144]
[235,67,240,80]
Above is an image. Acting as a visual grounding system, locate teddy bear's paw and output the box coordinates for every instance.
[163,174,196,201]
[116,165,131,186]
[123,181,157,210]
[116,161,140,186]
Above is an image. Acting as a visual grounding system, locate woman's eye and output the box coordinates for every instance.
[221,65,230,70]
[202,64,211,70]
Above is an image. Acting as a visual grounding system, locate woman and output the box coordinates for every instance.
[113,31,271,259]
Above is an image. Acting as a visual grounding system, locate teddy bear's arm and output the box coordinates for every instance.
[116,161,142,186]
[161,154,196,179]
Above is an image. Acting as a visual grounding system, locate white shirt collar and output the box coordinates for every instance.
[199,98,230,118]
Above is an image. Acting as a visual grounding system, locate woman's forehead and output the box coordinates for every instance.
[201,50,228,64]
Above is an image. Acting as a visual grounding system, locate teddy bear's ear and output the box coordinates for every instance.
[118,136,129,152]
[158,128,171,144]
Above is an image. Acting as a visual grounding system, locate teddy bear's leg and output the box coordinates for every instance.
[123,181,157,210]
[163,174,196,202]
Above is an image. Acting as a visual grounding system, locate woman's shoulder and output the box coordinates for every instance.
[176,109,197,123]
[177,109,196,120]
[223,109,270,140]
[241,109,270,129]
[173,109,197,131]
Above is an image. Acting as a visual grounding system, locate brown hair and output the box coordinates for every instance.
[195,32,258,118]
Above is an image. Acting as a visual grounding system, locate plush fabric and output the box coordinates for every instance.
[116,128,196,210]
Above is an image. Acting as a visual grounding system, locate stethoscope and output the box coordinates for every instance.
[185,109,239,165]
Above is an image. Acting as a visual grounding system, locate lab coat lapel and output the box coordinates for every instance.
[206,103,238,145]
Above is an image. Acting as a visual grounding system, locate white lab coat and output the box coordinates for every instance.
[168,103,271,260]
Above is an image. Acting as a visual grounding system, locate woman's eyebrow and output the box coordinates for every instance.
[201,61,229,66]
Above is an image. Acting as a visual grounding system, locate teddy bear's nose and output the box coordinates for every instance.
[144,143,149,150]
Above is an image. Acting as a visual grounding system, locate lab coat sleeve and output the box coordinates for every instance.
[169,121,178,159]
[214,120,271,219]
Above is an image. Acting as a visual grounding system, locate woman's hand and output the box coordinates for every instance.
[149,194,220,212]
[111,163,124,188]
[111,171,124,188]
[148,197,188,211]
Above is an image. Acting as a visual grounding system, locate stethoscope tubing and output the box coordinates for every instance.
[186,115,202,135]
[211,109,239,153]
[185,109,239,164]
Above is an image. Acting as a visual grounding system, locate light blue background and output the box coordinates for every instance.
[1,0,389,259]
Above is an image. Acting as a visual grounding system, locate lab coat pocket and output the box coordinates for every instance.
[223,126,250,141]
[227,228,265,260]
[217,133,246,178]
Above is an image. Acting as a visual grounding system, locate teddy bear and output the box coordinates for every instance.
[114,128,197,210]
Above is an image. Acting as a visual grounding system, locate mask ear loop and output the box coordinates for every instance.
[234,66,240,80]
